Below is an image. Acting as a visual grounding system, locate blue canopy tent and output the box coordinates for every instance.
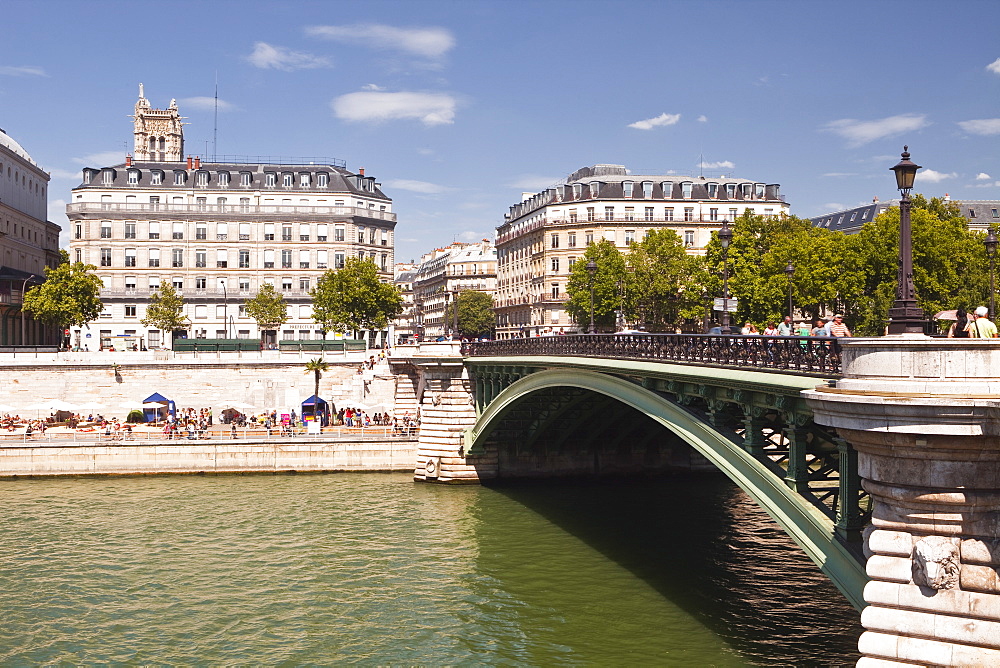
[143,392,176,423]
[301,395,329,426]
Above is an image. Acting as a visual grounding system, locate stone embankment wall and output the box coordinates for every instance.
[0,439,416,477]
[805,336,1000,666]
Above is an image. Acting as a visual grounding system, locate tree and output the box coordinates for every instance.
[565,240,628,331]
[22,252,103,332]
[444,291,496,338]
[244,284,288,340]
[304,357,330,402]
[626,229,707,331]
[310,258,403,335]
[141,284,188,346]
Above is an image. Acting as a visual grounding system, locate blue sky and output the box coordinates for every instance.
[2,0,999,262]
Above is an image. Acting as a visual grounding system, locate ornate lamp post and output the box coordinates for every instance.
[219,279,229,339]
[785,261,795,323]
[718,221,733,330]
[586,259,597,334]
[985,229,998,318]
[19,275,41,346]
[887,146,926,334]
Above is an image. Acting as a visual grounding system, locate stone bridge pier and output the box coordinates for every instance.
[805,337,1000,667]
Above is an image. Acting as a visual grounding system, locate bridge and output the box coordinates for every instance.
[397,334,1000,666]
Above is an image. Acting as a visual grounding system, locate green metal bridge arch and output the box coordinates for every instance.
[464,365,867,610]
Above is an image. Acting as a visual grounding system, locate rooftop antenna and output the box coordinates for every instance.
[213,72,218,161]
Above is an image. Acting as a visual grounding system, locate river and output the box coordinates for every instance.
[0,472,860,665]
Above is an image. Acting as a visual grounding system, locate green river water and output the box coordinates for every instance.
[0,473,860,666]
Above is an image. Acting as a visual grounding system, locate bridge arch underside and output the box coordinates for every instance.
[468,368,867,610]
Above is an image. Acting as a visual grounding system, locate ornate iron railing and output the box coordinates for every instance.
[463,334,842,376]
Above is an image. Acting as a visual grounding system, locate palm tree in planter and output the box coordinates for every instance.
[304,357,331,421]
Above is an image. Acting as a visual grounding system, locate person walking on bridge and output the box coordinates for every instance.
[966,306,998,338]
[829,314,852,337]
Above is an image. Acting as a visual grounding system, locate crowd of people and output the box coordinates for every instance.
[947,306,999,338]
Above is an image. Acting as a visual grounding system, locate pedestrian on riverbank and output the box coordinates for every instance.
[829,315,852,337]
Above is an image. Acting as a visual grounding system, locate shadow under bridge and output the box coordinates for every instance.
[464,360,868,610]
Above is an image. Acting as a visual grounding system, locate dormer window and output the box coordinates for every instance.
[589,182,600,198]
[661,182,673,198]
[127,169,139,185]
[741,183,753,199]
[240,171,253,187]
[300,173,311,188]
[282,172,293,187]
[681,182,693,199]
[622,181,633,198]
[102,169,115,185]
[196,171,209,187]
[218,171,230,187]
[317,172,329,187]
[173,171,186,186]
[573,183,583,199]
[265,172,276,188]
[754,183,765,199]
[83,168,95,182]
[707,183,718,199]
[725,183,736,198]
[150,170,163,186]
[641,181,653,198]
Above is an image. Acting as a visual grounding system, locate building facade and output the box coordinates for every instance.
[0,128,62,346]
[67,88,396,350]
[807,195,1000,235]
[410,240,497,340]
[494,164,789,338]
[392,261,418,344]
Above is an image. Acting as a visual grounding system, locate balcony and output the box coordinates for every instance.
[66,202,396,222]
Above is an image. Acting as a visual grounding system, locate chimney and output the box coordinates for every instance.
[873,196,878,203]
[186,156,193,169]
[125,155,132,167]
[194,156,201,169]
[944,193,951,201]
[359,167,365,176]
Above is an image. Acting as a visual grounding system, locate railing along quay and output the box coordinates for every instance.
[463,333,842,376]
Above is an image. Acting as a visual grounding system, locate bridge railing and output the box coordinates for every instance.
[463,334,842,376]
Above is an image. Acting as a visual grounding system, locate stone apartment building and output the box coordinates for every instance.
[494,164,789,338]
[67,86,397,350]
[0,128,62,346]
[408,240,497,340]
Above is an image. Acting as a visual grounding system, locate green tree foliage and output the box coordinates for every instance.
[565,240,627,331]
[310,257,403,334]
[140,284,188,342]
[304,358,330,405]
[444,290,496,338]
[22,252,103,329]
[626,229,707,330]
[243,283,288,335]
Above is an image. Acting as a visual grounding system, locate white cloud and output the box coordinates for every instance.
[362,83,385,91]
[179,96,237,111]
[0,65,47,77]
[246,42,331,71]
[47,167,83,180]
[915,168,957,183]
[627,112,681,130]
[457,230,487,242]
[385,179,451,194]
[822,203,846,212]
[822,113,928,147]
[823,172,858,178]
[697,160,735,170]
[987,58,1000,75]
[969,181,1000,188]
[957,118,1000,135]
[507,175,561,191]
[977,172,992,181]
[306,24,455,59]
[417,148,435,156]
[72,151,125,166]
[332,91,456,125]
[697,115,708,123]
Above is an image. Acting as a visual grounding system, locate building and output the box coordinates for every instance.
[807,195,1000,235]
[494,164,789,338]
[67,86,396,350]
[0,128,62,346]
[410,240,497,340]
[392,261,418,344]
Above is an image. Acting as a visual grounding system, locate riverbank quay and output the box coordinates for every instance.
[0,433,417,478]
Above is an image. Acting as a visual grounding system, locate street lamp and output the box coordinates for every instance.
[986,229,998,319]
[19,275,41,346]
[586,259,597,334]
[718,221,733,330]
[785,260,795,323]
[887,146,926,334]
[219,279,229,338]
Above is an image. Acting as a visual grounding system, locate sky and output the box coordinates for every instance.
[2,0,999,262]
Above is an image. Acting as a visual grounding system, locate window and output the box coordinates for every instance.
[358,226,366,243]
[124,248,136,267]
[334,225,345,242]
[148,249,160,267]
[282,173,293,187]
[710,208,719,221]
[317,173,329,187]
[195,305,208,319]
[124,222,136,239]
[299,250,310,268]
[195,250,207,268]
[661,182,673,198]
[128,170,139,185]
[147,221,160,240]
[764,208,774,217]
[239,223,250,240]
[585,232,594,245]
[300,173,310,188]
[551,257,559,272]
[240,172,252,187]
[567,209,578,223]
[684,207,694,222]
[172,249,183,267]
[707,183,718,199]
[172,222,184,239]
[196,224,207,240]
[726,183,736,199]
[567,232,577,247]
[174,171,185,186]
[681,182,693,199]
[265,172,276,187]
[75,248,82,262]
[684,230,695,246]
[755,184,765,199]
[75,224,82,239]
[729,208,738,220]
[622,181,633,198]
[381,229,388,246]
[239,278,250,291]
[172,277,183,290]
[993,208,999,218]
[149,276,161,290]
[282,226,292,241]
[191,277,204,290]
[219,172,230,187]
[281,278,292,292]
[317,224,328,242]
[589,182,600,198]
[380,253,387,271]
[100,248,112,266]
[102,169,114,185]
[101,222,112,239]
[239,250,250,268]
[300,227,310,241]
[624,207,634,221]
[125,276,136,290]
[604,206,614,221]
[970,208,977,218]
[125,305,137,317]
[264,223,275,241]
[217,249,227,268]
[624,230,635,245]
[196,171,209,187]
[586,207,595,221]
[281,250,292,268]
[552,283,560,299]
[335,252,345,269]
[263,249,275,268]
[150,171,162,186]
[642,181,653,199]
[300,277,310,291]
[605,229,616,244]
[664,207,674,221]
[551,233,559,248]
[849,212,857,222]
